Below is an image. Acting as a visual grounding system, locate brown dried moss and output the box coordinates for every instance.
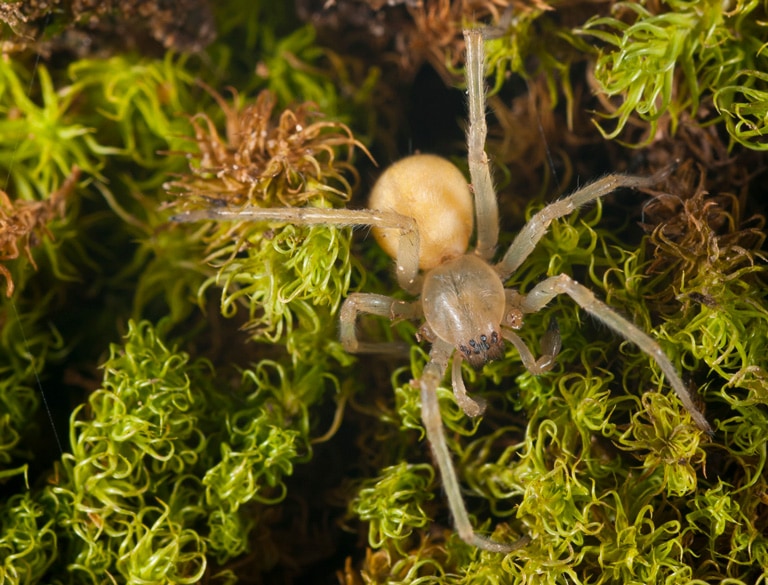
[0,0,215,56]
[0,167,79,297]
[640,160,766,308]
[166,86,370,210]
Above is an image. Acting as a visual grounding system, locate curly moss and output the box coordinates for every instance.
[186,210,356,351]
[2,1,768,584]
[165,85,366,349]
[68,53,198,171]
[353,462,435,552]
[504,184,766,583]
[46,320,312,581]
[0,490,58,582]
[350,181,765,583]
[579,0,768,147]
[0,3,366,583]
[714,69,768,150]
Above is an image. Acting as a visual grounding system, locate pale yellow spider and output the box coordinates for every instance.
[174,29,711,553]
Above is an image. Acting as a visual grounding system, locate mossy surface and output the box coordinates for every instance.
[1,1,767,583]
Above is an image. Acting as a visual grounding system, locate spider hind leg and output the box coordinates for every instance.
[518,273,712,434]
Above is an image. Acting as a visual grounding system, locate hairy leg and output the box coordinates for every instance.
[339,292,419,354]
[420,339,529,553]
[495,168,673,281]
[172,206,424,293]
[464,29,499,261]
[520,273,712,434]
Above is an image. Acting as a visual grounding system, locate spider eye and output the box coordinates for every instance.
[460,329,505,370]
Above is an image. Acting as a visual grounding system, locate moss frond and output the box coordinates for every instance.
[580,0,768,147]
[68,53,198,171]
[0,491,58,583]
[353,462,435,552]
[0,61,104,196]
[44,320,312,580]
[165,87,366,347]
[714,70,768,150]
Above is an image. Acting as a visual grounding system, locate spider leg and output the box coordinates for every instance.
[171,206,423,293]
[519,273,713,434]
[420,339,528,553]
[451,353,487,417]
[464,29,499,261]
[340,292,419,354]
[502,317,562,374]
[495,169,673,281]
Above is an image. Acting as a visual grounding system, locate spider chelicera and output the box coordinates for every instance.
[173,29,711,553]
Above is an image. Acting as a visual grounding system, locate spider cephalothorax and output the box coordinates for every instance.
[421,254,506,369]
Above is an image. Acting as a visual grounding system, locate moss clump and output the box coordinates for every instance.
[1,1,767,584]
[8,319,313,582]
[579,0,768,147]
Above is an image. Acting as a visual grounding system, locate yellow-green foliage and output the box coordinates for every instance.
[0,1,767,584]
[2,322,311,583]
[579,0,768,147]
[43,320,308,581]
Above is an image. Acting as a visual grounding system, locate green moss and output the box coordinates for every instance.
[0,60,105,197]
[0,489,58,583]
[353,462,435,552]
[483,6,593,129]
[579,0,768,147]
[199,215,355,349]
[67,53,198,170]
[714,70,768,150]
[1,1,767,583]
[33,320,313,581]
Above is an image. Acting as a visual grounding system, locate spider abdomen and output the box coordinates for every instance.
[422,254,506,369]
[368,154,473,270]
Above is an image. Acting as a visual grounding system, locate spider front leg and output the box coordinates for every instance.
[420,339,529,553]
[495,169,674,281]
[171,206,423,293]
[340,292,420,354]
[520,273,713,434]
[464,28,498,260]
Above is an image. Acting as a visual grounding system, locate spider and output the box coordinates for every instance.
[173,29,711,553]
